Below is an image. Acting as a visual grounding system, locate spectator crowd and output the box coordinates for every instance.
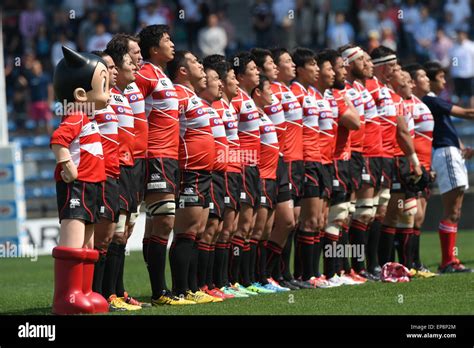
[3,0,474,132]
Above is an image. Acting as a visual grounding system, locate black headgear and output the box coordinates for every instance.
[53,46,107,103]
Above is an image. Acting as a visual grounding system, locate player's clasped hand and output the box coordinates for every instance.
[461,147,474,160]
[60,161,78,183]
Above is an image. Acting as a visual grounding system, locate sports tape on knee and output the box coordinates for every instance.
[378,188,391,207]
[354,198,374,219]
[328,202,349,222]
[147,199,176,216]
[129,211,140,225]
[397,213,414,228]
[324,223,340,236]
[402,197,418,216]
[348,200,356,214]
[115,214,127,233]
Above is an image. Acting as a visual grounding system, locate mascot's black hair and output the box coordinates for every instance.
[53,46,107,103]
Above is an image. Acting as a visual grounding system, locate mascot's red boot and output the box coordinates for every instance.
[52,247,95,315]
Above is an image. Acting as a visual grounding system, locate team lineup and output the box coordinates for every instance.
[49,24,474,314]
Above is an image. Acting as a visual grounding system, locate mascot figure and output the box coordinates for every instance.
[50,46,109,314]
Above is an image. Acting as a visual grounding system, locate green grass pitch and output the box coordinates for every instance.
[1,231,473,315]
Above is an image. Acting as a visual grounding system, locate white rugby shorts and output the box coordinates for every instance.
[432,146,469,194]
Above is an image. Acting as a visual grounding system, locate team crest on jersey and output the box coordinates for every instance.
[316,101,326,108]
[69,198,80,209]
[184,187,195,195]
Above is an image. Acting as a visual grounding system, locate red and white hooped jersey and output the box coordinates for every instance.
[135,61,179,159]
[344,81,365,154]
[175,84,215,171]
[231,87,260,166]
[109,87,135,167]
[354,80,383,157]
[93,105,119,178]
[203,99,228,172]
[51,111,105,183]
[326,88,351,161]
[407,95,434,170]
[366,77,398,158]
[213,99,241,173]
[391,90,414,157]
[124,82,147,159]
[258,108,280,180]
[291,81,320,162]
[271,81,303,162]
[312,86,338,165]
[263,94,286,153]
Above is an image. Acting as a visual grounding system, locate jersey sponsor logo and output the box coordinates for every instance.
[196,108,204,115]
[227,121,236,128]
[160,79,169,87]
[184,187,195,195]
[105,114,112,120]
[264,125,271,132]
[117,106,124,113]
[271,106,278,113]
[244,102,253,109]
[191,98,199,106]
[69,198,81,209]
[288,103,295,109]
[129,94,138,101]
[165,91,176,97]
[113,95,123,103]
[147,182,166,190]
[179,195,198,203]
